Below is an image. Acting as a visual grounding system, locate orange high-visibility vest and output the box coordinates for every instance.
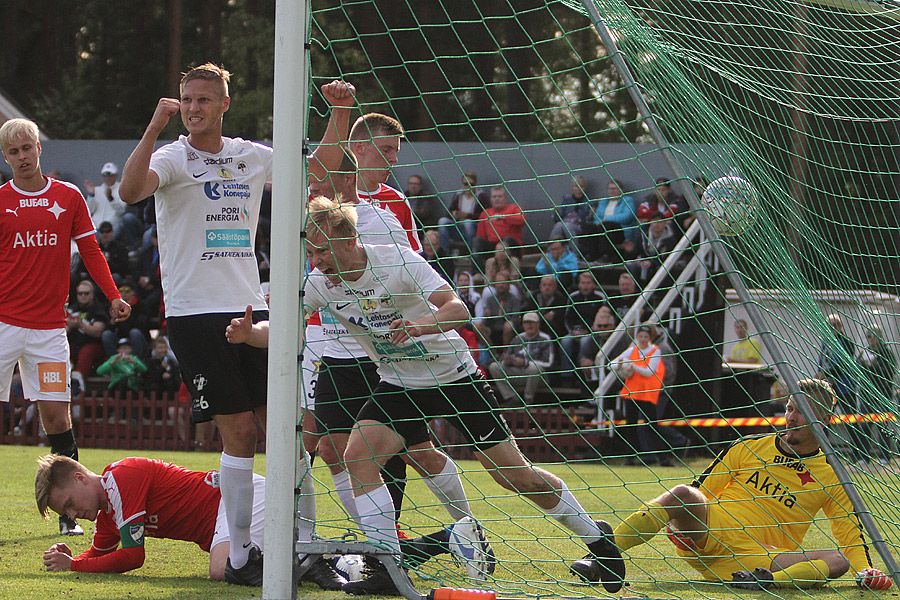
[620,345,665,404]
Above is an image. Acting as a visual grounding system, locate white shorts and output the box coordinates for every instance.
[0,322,70,403]
[210,473,266,551]
[300,324,326,412]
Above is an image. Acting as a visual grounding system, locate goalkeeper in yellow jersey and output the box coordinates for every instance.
[606,378,892,590]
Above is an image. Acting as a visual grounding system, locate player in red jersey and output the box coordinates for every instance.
[349,112,422,252]
[0,118,130,537]
[37,454,261,580]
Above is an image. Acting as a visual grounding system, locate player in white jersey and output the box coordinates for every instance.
[305,152,474,540]
[119,62,354,587]
[349,112,421,252]
[0,117,131,538]
[229,197,625,595]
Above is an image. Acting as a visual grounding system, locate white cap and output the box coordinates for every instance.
[101,162,118,175]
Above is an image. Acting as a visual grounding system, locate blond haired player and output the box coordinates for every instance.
[0,117,130,537]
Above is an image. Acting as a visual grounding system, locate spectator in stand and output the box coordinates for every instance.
[422,228,455,284]
[484,237,525,297]
[405,174,444,231]
[856,324,897,467]
[132,226,161,314]
[472,186,526,273]
[66,281,109,379]
[560,271,608,387]
[609,271,640,320]
[728,319,762,364]
[101,285,149,358]
[631,214,682,285]
[96,338,147,393]
[535,237,579,291]
[84,162,144,252]
[588,179,639,263]
[95,221,130,284]
[438,171,489,254]
[611,325,671,466]
[550,175,591,241]
[523,275,569,342]
[454,271,482,316]
[488,312,555,407]
[816,314,857,431]
[474,269,522,348]
[350,112,422,253]
[145,336,182,394]
[577,305,624,386]
[637,178,684,228]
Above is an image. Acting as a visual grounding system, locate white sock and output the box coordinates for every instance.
[544,481,602,545]
[354,485,401,554]
[332,470,360,524]
[297,452,316,544]
[220,453,256,568]
[423,456,472,521]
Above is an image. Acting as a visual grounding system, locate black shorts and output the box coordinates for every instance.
[313,356,431,447]
[167,311,269,423]
[357,371,511,451]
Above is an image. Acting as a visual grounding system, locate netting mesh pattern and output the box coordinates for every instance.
[299,0,900,596]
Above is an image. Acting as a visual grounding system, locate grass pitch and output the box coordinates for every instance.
[0,444,889,600]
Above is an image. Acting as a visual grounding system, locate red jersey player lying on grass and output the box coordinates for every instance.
[36,454,494,588]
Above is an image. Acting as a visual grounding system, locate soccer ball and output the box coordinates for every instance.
[447,516,496,582]
[701,176,759,236]
[333,554,365,582]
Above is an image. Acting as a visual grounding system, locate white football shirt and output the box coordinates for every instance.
[305,243,476,387]
[150,135,270,317]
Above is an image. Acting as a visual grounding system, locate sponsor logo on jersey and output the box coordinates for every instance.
[5,207,19,217]
[13,230,59,248]
[217,167,233,179]
[379,295,393,307]
[206,206,245,222]
[236,161,249,175]
[200,250,255,260]
[204,156,233,165]
[744,470,797,507]
[206,229,251,248]
[192,171,208,179]
[348,315,369,331]
[204,180,251,201]
[361,298,377,312]
[205,471,221,488]
[37,362,67,393]
[187,151,199,161]
[19,198,49,207]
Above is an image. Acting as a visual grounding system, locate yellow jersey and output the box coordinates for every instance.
[693,433,872,571]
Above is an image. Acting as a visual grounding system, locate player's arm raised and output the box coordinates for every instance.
[308,81,356,185]
[120,98,178,204]
[390,286,469,344]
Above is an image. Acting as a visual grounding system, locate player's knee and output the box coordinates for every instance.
[317,439,341,467]
[492,469,553,495]
[664,484,702,507]
[412,449,450,475]
[829,553,850,577]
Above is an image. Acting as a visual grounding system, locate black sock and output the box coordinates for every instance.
[400,529,450,568]
[48,429,78,461]
[308,451,316,467]
[381,454,407,522]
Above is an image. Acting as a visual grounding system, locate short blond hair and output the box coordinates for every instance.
[350,113,403,142]
[308,195,358,244]
[180,62,231,98]
[796,378,837,422]
[0,118,40,153]
[35,454,90,519]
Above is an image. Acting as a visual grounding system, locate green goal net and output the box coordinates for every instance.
[293,0,900,597]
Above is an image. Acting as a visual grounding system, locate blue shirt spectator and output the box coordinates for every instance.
[536,239,579,290]
[591,179,639,241]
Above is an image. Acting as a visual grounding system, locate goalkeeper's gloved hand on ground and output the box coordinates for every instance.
[856,568,892,590]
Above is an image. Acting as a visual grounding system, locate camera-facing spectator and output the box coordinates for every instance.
[405,174,445,231]
[535,237,579,291]
[96,338,147,393]
[438,170,489,253]
[522,275,569,341]
[488,312,556,407]
[66,281,109,378]
[145,336,181,394]
[472,186,525,273]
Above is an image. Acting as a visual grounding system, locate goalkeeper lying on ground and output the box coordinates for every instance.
[596,378,892,590]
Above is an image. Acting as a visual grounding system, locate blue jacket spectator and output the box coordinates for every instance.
[535,239,580,291]
[591,179,639,241]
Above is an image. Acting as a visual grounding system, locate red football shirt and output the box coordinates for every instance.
[357,183,422,252]
[0,178,96,329]
[70,457,221,573]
